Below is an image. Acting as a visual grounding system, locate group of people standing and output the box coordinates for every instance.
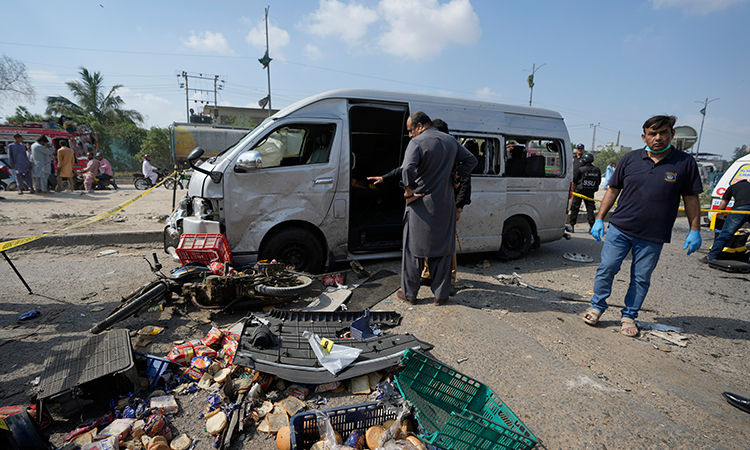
[5,133,116,194]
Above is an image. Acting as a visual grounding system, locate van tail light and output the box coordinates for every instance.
[1,166,10,177]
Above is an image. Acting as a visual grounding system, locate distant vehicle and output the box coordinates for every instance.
[709,153,750,228]
[170,123,251,169]
[0,156,13,190]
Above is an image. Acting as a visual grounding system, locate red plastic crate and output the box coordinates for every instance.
[176,233,233,265]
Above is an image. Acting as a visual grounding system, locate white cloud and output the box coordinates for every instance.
[246,20,290,52]
[475,87,499,100]
[304,44,324,61]
[300,0,379,41]
[650,0,748,15]
[377,0,481,59]
[182,31,236,56]
[623,25,654,43]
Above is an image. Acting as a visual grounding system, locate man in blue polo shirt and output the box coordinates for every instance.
[582,115,703,337]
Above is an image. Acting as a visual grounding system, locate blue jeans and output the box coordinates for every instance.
[590,224,663,319]
[707,205,750,259]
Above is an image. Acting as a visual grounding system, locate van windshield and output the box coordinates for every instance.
[211,119,275,164]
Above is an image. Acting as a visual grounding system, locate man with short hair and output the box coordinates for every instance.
[397,111,477,305]
[573,143,585,174]
[142,154,158,185]
[56,139,75,192]
[7,133,32,194]
[702,178,750,262]
[583,115,703,337]
[96,152,118,190]
[30,136,54,194]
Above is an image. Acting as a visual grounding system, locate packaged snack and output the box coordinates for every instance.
[94,418,134,442]
[193,345,218,359]
[200,327,223,348]
[167,343,196,366]
[190,356,213,372]
[149,395,179,415]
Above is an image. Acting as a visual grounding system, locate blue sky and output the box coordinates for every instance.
[2,0,749,159]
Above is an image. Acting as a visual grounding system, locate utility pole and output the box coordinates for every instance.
[258,6,273,116]
[523,63,546,106]
[590,123,600,152]
[177,72,225,122]
[694,97,719,157]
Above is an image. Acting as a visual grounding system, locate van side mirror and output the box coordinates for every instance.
[234,150,263,173]
[188,146,222,184]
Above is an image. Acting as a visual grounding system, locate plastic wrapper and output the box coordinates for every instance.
[219,332,239,364]
[201,327,223,348]
[193,345,218,359]
[184,367,203,381]
[345,429,365,449]
[322,274,344,287]
[315,381,342,393]
[167,343,196,366]
[65,412,115,442]
[142,413,171,439]
[80,436,119,450]
[252,371,275,390]
[138,325,164,336]
[149,395,178,415]
[285,384,310,400]
[190,356,213,372]
[94,418,133,442]
[302,330,362,375]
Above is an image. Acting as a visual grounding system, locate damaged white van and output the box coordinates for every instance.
[164,89,572,273]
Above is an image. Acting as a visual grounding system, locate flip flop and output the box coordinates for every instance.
[582,308,602,325]
[621,318,639,337]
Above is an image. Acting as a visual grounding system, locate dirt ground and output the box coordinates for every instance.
[1,187,749,450]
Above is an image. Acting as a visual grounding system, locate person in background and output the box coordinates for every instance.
[583,115,702,338]
[142,154,158,185]
[78,151,100,194]
[7,133,32,194]
[30,136,54,194]
[701,178,750,263]
[56,139,75,192]
[603,162,616,190]
[96,152,118,190]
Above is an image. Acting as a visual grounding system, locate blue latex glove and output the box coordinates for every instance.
[590,219,605,242]
[684,229,702,255]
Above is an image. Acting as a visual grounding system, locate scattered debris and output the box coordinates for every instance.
[648,330,688,347]
[562,252,594,263]
[97,249,119,258]
[18,310,41,320]
[496,273,548,292]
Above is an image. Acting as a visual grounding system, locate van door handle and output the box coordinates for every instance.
[314,177,334,185]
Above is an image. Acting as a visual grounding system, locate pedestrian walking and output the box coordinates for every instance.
[583,115,703,337]
[30,136,54,194]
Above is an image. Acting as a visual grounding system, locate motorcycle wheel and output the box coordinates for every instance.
[164,178,176,190]
[254,275,313,297]
[134,177,151,190]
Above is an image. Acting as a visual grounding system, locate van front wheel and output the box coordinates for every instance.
[260,227,325,274]
[498,217,532,261]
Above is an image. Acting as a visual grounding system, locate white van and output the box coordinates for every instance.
[709,153,750,226]
[164,89,572,273]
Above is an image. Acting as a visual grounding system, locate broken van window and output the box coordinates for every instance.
[252,124,336,168]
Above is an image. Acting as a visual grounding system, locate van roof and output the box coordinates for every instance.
[277,88,562,120]
[273,88,567,137]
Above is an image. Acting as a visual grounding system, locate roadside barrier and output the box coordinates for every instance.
[0,173,174,253]
[570,191,750,215]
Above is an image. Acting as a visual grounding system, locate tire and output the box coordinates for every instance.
[259,227,325,274]
[134,177,151,190]
[255,275,314,297]
[498,216,533,261]
[164,178,176,190]
[90,281,169,334]
[0,181,6,191]
[7,181,17,191]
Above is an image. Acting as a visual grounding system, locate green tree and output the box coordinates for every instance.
[45,67,144,125]
[593,145,630,172]
[730,144,748,164]
[4,106,45,123]
[134,127,171,170]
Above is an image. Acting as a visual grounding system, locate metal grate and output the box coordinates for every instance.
[38,329,134,400]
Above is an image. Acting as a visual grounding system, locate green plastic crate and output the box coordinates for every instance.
[394,348,537,450]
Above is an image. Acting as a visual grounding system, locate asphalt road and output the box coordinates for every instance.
[0,221,748,450]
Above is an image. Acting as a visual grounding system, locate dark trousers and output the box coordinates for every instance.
[569,189,596,227]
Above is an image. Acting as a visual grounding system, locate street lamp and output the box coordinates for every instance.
[524,63,546,106]
[694,97,719,157]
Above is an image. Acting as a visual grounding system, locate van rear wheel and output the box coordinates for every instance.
[498,217,532,261]
[260,227,325,274]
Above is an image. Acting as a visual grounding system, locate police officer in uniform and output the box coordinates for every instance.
[569,153,601,232]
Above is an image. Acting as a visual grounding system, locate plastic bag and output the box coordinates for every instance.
[302,330,362,375]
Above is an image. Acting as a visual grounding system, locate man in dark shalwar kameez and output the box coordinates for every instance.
[398,112,477,305]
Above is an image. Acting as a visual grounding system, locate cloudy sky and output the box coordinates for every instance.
[2,0,749,159]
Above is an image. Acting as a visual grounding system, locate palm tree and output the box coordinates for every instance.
[46,67,144,125]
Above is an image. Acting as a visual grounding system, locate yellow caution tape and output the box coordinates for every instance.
[0,172,175,253]
[571,191,750,214]
[0,418,8,431]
